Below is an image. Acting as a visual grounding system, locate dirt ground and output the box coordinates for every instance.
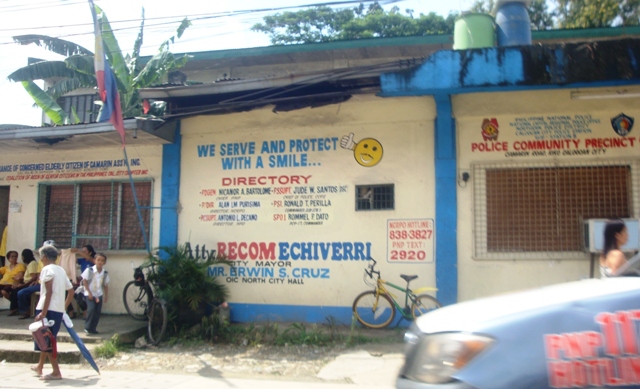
[95,341,405,381]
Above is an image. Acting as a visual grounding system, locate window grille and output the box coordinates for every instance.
[356,184,394,210]
[37,181,152,250]
[472,160,639,260]
[58,94,100,123]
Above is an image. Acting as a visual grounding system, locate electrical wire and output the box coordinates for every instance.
[161,56,424,119]
[0,0,405,49]
[0,0,406,56]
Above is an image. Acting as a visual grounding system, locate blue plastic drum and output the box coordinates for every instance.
[495,2,532,47]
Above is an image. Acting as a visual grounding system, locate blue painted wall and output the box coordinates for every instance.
[380,40,640,97]
[433,95,458,306]
[159,124,181,253]
[230,303,412,327]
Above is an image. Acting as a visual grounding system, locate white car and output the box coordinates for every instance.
[397,262,640,389]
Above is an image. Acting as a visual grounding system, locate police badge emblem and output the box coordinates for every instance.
[611,113,634,137]
[481,118,499,141]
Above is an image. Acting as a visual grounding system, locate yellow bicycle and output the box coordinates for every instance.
[352,258,441,328]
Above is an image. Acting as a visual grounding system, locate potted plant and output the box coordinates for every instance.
[146,244,231,329]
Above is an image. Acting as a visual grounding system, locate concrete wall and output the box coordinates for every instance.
[179,95,437,322]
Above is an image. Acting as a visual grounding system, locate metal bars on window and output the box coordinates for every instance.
[38,181,152,250]
[58,94,100,124]
[472,159,640,260]
[355,184,395,210]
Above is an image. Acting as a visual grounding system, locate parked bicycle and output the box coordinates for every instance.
[352,258,442,328]
[122,262,167,345]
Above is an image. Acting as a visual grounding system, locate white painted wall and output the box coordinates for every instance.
[179,96,437,308]
[0,144,164,314]
[455,89,640,301]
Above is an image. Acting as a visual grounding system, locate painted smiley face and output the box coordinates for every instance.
[353,138,383,167]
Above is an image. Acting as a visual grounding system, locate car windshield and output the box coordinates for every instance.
[614,252,640,277]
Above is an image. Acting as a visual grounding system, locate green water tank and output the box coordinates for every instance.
[453,13,496,50]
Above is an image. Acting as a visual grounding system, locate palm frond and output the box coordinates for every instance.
[131,7,145,67]
[65,55,96,77]
[45,78,95,102]
[121,89,141,118]
[158,18,191,52]
[176,18,192,39]
[94,4,129,87]
[69,106,81,125]
[133,52,189,88]
[7,61,77,82]
[21,81,68,125]
[12,35,92,56]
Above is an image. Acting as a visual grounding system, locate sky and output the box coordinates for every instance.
[0,0,479,126]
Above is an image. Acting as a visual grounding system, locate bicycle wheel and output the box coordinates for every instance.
[352,291,395,329]
[411,294,442,319]
[123,281,150,321]
[148,299,168,345]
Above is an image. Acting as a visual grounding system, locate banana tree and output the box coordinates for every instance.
[7,4,191,125]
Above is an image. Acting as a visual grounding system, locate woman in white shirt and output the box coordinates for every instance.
[32,245,73,381]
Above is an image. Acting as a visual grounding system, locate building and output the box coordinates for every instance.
[2,25,640,323]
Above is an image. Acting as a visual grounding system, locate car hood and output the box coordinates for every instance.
[414,277,640,334]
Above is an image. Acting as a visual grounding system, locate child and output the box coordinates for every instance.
[81,253,109,335]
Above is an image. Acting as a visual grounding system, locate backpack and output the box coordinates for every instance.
[133,266,145,287]
[85,267,108,291]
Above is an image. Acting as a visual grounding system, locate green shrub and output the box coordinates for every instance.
[94,335,122,359]
[146,244,231,333]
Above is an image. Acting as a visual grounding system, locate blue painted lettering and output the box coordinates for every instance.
[197,144,216,157]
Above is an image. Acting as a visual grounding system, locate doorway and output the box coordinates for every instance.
[0,186,9,267]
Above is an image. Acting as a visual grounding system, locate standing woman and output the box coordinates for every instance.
[71,245,96,274]
[0,251,25,303]
[32,244,73,381]
[600,219,629,277]
[8,249,37,316]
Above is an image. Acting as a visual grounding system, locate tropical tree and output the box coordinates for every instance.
[620,0,640,26]
[555,0,620,28]
[7,4,191,125]
[469,0,496,14]
[528,0,555,30]
[470,0,554,30]
[470,0,639,29]
[251,1,456,45]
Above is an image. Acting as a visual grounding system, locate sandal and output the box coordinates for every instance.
[29,365,42,376]
[18,313,30,320]
[7,310,18,316]
[40,374,62,380]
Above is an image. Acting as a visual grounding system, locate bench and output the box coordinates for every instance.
[30,292,40,318]
[30,290,84,318]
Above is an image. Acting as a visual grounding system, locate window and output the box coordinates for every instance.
[37,181,152,250]
[58,94,100,124]
[356,184,394,210]
[473,161,638,259]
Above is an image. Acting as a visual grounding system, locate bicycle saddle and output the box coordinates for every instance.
[400,275,418,283]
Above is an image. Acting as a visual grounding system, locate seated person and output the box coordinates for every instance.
[16,241,56,319]
[0,251,25,307]
[7,249,37,316]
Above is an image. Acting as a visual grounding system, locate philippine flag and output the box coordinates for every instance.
[88,0,126,145]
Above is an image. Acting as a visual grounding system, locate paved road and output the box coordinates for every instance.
[0,365,395,389]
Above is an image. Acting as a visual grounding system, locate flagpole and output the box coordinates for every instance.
[89,0,151,254]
